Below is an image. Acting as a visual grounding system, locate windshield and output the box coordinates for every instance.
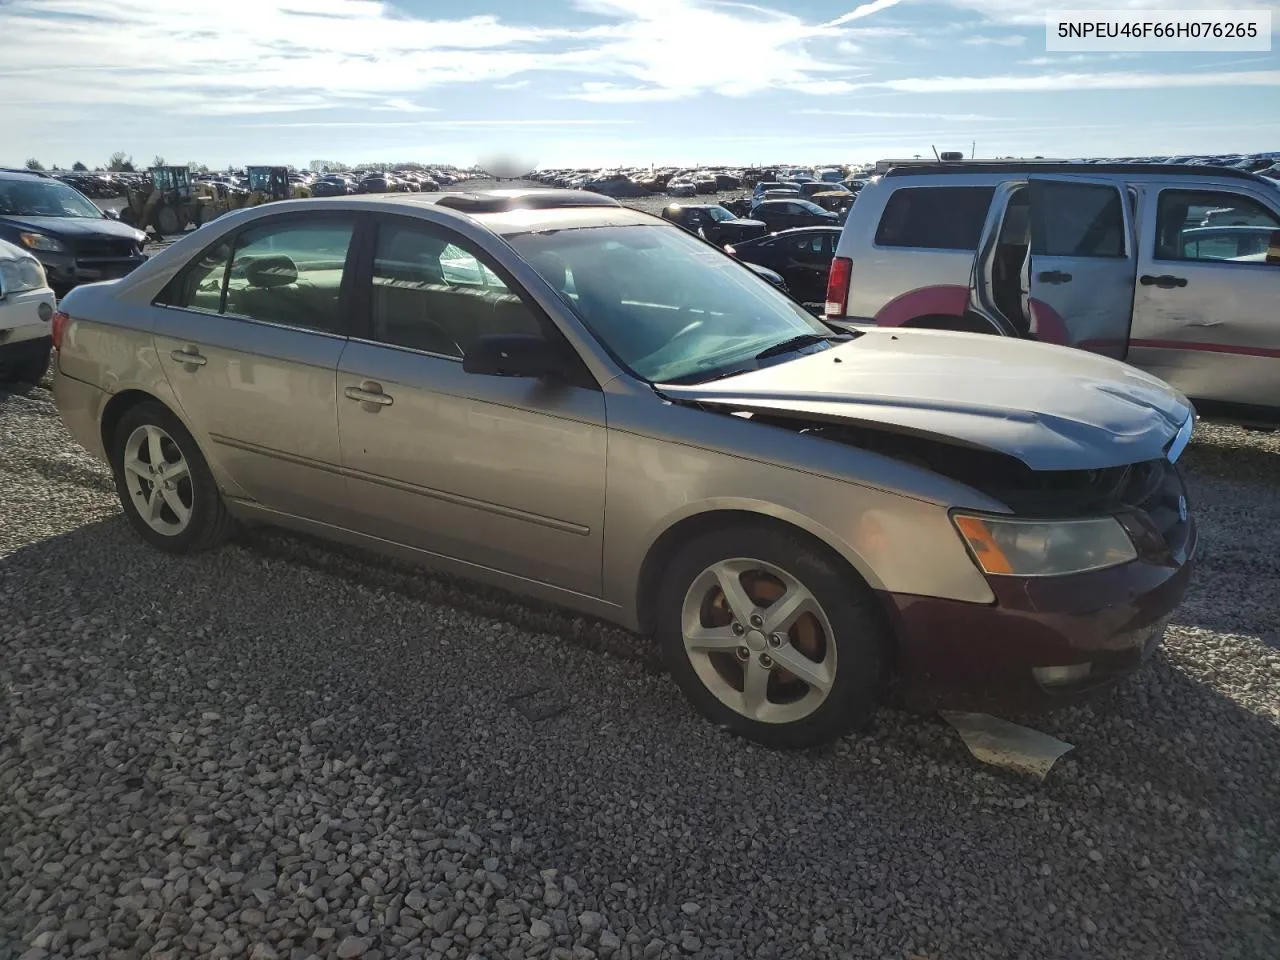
[794,199,828,214]
[0,179,104,219]
[507,224,833,384]
[706,206,735,222]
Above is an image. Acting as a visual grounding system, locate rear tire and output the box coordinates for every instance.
[656,523,887,748]
[109,401,235,554]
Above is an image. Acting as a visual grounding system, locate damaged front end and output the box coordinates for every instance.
[722,409,1193,564]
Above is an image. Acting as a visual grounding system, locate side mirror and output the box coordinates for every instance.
[463,333,568,379]
[1267,229,1280,265]
[104,208,120,220]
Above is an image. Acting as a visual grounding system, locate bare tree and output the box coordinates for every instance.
[107,152,134,172]
[152,155,166,168]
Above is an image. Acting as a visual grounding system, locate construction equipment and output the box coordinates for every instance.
[118,166,222,236]
[245,166,312,203]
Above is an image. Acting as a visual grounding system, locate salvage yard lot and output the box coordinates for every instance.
[3,375,1280,955]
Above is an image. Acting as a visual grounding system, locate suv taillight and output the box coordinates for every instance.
[51,310,70,350]
[825,256,852,317]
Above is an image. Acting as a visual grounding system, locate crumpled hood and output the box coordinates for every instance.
[659,327,1193,471]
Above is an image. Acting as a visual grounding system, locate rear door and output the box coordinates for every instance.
[152,212,359,523]
[778,231,835,302]
[1026,177,1137,357]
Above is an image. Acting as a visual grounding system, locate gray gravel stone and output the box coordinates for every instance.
[2,352,1280,960]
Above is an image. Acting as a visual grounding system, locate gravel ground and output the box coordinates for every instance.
[4,302,1280,958]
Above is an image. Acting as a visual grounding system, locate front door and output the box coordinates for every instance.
[151,213,358,522]
[1129,186,1280,411]
[1026,177,1137,357]
[336,214,607,597]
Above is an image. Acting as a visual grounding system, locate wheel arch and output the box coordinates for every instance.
[100,388,166,454]
[900,313,1002,334]
[633,507,882,638]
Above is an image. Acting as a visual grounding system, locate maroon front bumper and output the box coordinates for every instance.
[878,519,1197,713]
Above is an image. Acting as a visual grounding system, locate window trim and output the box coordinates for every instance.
[871,184,997,252]
[1152,187,1280,266]
[153,210,365,338]
[354,213,602,391]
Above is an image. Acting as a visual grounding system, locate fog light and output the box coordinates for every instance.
[38,301,54,322]
[1032,663,1093,688]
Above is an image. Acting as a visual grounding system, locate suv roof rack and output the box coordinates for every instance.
[434,189,621,213]
[883,160,1272,184]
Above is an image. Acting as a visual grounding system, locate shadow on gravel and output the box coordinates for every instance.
[4,516,1279,957]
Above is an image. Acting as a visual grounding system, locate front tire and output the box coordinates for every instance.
[154,204,181,236]
[656,524,887,748]
[109,401,234,554]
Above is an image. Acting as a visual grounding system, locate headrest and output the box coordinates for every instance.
[245,255,298,288]
[528,251,569,291]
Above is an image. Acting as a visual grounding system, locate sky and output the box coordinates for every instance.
[1,0,1277,170]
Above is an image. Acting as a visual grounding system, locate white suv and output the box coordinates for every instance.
[824,161,1280,421]
[0,238,56,383]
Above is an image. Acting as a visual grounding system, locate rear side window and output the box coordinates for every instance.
[874,186,996,250]
[1029,181,1126,258]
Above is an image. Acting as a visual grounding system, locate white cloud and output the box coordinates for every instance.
[801,109,1013,121]
[821,0,908,29]
[841,69,1280,93]
[494,80,533,90]
[961,35,1027,46]
[936,0,1280,28]
[0,0,893,121]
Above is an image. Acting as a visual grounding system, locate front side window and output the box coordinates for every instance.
[223,217,355,332]
[1155,189,1280,262]
[370,218,542,358]
[874,186,996,250]
[507,223,834,384]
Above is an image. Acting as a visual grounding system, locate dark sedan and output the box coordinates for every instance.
[749,197,840,233]
[723,226,842,305]
[660,204,768,245]
[0,170,147,295]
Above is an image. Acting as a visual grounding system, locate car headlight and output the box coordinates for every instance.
[952,514,1137,577]
[0,256,48,297]
[19,231,67,253]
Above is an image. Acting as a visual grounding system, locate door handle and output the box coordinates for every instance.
[343,383,394,407]
[1139,274,1188,289]
[169,348,207,366]
[1036,270,1073,284]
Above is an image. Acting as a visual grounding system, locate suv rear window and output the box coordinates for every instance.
[874,186,995,250]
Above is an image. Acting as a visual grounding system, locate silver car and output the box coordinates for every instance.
[52,189,1197,748]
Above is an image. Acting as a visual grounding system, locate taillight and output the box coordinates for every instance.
[51,310,70,350]
[825,256,852,317]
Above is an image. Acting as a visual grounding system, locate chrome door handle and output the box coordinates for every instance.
[169,349,207,366]
[343,384,393,407]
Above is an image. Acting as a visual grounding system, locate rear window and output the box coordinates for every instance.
[874,186,996,250]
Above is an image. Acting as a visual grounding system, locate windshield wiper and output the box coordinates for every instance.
[753,333,841,361]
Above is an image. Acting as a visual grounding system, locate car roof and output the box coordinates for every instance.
[0,169,53,181]
[883,160,1273,186]
[241,190,659,236]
